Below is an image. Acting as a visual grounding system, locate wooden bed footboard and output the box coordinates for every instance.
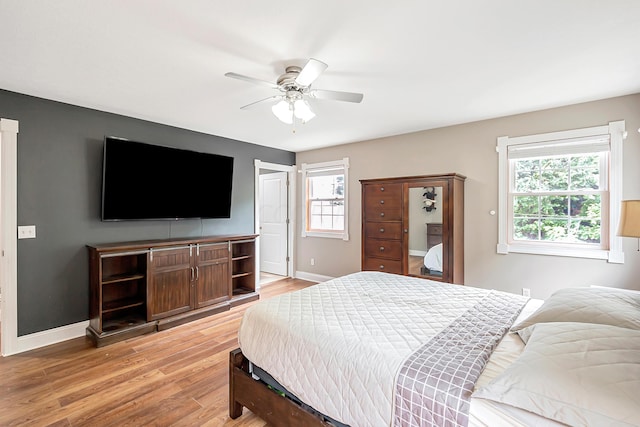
[229,348,332,426]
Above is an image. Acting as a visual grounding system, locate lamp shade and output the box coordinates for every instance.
[618,200,640,237]
[293,99,315,122]
[272,100,293,124]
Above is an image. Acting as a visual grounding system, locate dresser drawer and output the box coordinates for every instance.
[427,234,442,249]
[364,222,403,240]
[363,257,403,274]
[364,197,402,221]
[364,239,402,260]
[363,182,402,198]
[427,223,443,236]
[364,206,402,222]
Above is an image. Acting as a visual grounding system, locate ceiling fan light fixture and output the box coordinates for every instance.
[226,58,363,126]
[293,99,315,123]
[272,99,293,124]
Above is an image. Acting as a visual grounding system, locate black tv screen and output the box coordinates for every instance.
[101,137,234,220]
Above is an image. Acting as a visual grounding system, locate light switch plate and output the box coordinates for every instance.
[18,225,36,239]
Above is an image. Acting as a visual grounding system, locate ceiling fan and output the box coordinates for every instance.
[225,58,364,124]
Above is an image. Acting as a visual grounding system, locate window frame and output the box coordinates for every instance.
[301,158,349,240]
[497,121,626,262]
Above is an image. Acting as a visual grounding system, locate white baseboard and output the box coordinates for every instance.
[295,271,335,283]
[8,320,89,356]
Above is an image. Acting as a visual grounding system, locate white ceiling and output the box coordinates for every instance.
[1,1,639,153]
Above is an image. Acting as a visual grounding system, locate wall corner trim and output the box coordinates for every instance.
[0,118,19,133]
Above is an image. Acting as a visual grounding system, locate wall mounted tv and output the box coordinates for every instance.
[101,137,234,221]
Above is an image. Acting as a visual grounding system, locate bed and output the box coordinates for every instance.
[422,243,443,274]
[229,271,640,427]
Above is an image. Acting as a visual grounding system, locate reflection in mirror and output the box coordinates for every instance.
[408,186,444,278]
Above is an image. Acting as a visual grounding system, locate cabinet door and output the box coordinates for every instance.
[147,247,193,320]
[195,243,230,308]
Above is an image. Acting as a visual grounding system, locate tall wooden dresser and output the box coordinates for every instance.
[360,174,465,284]
[361,182,405,274]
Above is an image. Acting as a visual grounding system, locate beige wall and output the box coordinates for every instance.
[295,93,640,299]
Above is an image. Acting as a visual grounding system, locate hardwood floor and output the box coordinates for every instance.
[408,255,423,276]
[0,277,315,427]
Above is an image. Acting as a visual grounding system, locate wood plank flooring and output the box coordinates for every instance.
[0,277,315,427]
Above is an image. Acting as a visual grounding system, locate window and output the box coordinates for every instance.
[301,158,349,240]
[497,121,626,262]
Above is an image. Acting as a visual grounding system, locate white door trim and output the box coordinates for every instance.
[1,119,90,356]
[259,172,288,275]
[254,160,296,289]
[1,118,19,356]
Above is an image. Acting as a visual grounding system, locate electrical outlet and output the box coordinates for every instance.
[18,225,36,239]
[310,258,315,266]
[522,288,531,298]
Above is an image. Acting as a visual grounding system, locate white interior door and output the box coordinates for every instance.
[259,172,288,275]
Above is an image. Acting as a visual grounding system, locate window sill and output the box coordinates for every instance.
[497,242,623,263]
[302,231,349,241]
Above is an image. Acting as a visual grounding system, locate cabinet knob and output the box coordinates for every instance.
[379,228,385,233]
[404,229,408,233]
[380,187,385,191]
[380,200,385,204]
[380,212,385,217]
[379,265,385,269]
[379,246,385,252]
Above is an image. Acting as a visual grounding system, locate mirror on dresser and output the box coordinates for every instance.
[407,185,444,280]
[361,173,465,284]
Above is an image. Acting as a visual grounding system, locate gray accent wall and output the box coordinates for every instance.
[0,89,295,336]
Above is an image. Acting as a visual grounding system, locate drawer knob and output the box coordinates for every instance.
[380,212,385,217]
[379,246,385,251]
[379,265,385,269]
[379,228,385,233]
[380,200,385,204]
[380,187,385,191]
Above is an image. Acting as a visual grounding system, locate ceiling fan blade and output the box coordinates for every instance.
[240,95,281,110]
[309,89,364,103]
[295,58,328,87]
[225,72,279,90]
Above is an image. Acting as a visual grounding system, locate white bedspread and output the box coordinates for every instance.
[238,271,529,427]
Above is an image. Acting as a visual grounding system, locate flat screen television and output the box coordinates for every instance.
[101,137,234,220]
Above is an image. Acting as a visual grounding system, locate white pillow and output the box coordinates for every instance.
[510,287,640,337]
[474,322,640,427]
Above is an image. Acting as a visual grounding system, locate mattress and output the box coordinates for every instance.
[238,271,545,426]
